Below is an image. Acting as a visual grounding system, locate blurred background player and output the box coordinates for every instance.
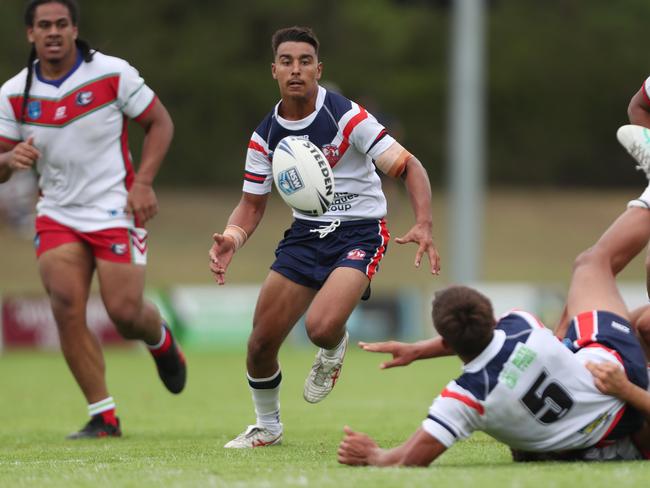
[338,129,650,466]
[209,26,441,448]
[0,0,185,438]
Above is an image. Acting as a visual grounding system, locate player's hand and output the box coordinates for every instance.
[394,222,440,275]
[209,233,236,285]
[358,340,419,369]
[338,426,379,466]
[9,136,41,170]
[127,181,159,225]
[585,361,632,399]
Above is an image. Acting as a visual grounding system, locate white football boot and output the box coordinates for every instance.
[224,425,283,448]
[303,331,348,404]
[618,125,650,209]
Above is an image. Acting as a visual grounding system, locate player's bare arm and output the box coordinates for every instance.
[0,137,41,183]
[392,153,440,275]
[628,88,650,128]
[338,426,446,467]
[359,336,454,369]
[127,100,174,224]
[209,192,268,285]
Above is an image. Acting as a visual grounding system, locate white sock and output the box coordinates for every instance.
[88,397,115,417]
[322,332,347,358]
[247,369,282,434]
[627,184,650,209]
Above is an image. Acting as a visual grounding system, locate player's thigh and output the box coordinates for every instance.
[251,270,317,343]
[305,267,369,329]
[593,207,650,272]
[95,259,146,318]
[38,242,94,314]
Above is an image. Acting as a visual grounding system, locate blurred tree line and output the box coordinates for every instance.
[0,0,648,188]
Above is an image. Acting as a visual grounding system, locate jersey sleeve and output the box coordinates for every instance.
[116,62,156,120]
[421,381,483,448]
[341,103,396,161]
[0,84,21,146]
[242,131,273,194]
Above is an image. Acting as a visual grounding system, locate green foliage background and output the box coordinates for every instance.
[1,0,648,187]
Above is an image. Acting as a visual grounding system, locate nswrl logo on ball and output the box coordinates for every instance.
[278,167,305,196]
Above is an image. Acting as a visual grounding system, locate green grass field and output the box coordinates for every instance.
[2,189,650,486]
[1,347,649,487]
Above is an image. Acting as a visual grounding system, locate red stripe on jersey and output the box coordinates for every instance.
[336,106,369,164]
[0,135,19,147]
[642,83,650,106]
[574,311,596,348]
[365,218,390,279]
[244,172,266,183]
[134,96,158,123]
[595,405,626,446]
[440,388,485,415]
[248,141,270,159]
[9,75,119,126]
[119,115,138,225]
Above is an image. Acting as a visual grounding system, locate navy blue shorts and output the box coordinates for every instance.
[270,218,390,290]
[565,310,648,440]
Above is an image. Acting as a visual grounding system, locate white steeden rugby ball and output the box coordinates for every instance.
[272,136,335,216]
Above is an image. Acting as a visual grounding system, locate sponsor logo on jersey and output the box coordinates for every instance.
[611,321,630,334]
[27,100,42,120]
[54,106,67,121]
[111,243,127,256]
[277,167,304,195]
[346,249,366,261]
[321,144,340,166]
[75,91,94,106]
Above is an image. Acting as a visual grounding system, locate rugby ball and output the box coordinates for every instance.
[617,124,650,168]
[272,136,335,216]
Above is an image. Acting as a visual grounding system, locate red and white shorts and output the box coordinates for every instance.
[35,215,148,265]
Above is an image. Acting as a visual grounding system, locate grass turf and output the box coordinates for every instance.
[1,347,649,487]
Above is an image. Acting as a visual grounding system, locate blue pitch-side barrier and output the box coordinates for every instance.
[1,283,648,351]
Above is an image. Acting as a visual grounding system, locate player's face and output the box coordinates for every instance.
[27,2,78,65]
[272,41,322,101]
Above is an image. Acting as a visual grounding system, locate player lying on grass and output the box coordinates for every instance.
[338,128,650,467]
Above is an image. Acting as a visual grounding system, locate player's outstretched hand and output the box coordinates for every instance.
[585,361,632,398]
[127,181,159,225]
[10,136,41,170]
[394,222,440,275]
[338,426,379,466]
[358,340,419,369]
[209,233,236,285]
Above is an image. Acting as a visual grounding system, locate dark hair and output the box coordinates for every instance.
[271,26,320,58]
[432,286,496,358]
[21,0,95,123]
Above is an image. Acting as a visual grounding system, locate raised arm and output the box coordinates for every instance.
[359,336,454,369]
[338,426,446,467]
[209,191,269,285]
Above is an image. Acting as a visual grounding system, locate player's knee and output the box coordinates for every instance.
[105,297,142,336]
[573,246,606,270]
[304,316,341,347]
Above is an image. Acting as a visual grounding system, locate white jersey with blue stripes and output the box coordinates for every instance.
[422,311,625,452]
[242,85,395,222]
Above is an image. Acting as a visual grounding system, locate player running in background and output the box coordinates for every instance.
[0,0,185,438]
[209,26,440,448]
[337,129,650,466]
